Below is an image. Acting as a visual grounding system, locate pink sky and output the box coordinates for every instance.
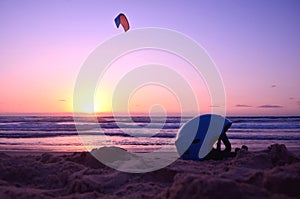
[0,1,300,116]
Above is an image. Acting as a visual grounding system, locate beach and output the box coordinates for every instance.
[1,0,300,198]
[0,115,299,198]
[0,144,299,199]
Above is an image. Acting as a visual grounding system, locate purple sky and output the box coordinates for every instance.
[0,0,300,115]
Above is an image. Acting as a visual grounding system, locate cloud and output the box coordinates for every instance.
[58,99,67,102]
[297,101,300,106]
[271,85,277,88]
[236,104,252,108]
[209,105,220,107]
[257,105,283,108]
[289,97,294,100]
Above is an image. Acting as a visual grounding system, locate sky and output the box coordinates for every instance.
[0,0,300,116]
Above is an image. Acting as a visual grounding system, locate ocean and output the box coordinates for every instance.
[0,115,299,152]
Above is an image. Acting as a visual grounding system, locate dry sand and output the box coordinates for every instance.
[0,144,299,199]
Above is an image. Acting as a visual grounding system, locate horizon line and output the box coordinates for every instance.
[0,111,299,117]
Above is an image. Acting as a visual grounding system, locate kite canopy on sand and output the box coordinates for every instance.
[175,114,232,160]
[114,13,130,32]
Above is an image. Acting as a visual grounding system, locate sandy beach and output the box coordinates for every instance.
[1,0,300,198]
[0,144,299,199]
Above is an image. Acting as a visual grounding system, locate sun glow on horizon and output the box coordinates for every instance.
[1,1,299,116]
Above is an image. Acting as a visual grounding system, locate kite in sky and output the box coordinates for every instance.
[114,13,130,32]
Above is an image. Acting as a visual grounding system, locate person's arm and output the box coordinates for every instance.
[217,138,221,151]
[220,132,231,152]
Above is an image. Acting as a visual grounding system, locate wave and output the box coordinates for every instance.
[1,131,299,141]
[231,124,300,130]
[0,130,177,139]
[229,116,300,124]
[228,134,300,140]
[0,116,74,123]
[0,122,182,132]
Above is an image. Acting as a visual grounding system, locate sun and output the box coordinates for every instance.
[94,94,111,114]
[71,95,111,114]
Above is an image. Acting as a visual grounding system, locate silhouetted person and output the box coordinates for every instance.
[216,126,232,153]
[205,123,236,160]
[217,133,231,152]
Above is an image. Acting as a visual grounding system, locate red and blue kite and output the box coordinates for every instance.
[114,13,130,32]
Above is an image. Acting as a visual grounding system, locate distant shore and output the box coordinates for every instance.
[0,144,299,199]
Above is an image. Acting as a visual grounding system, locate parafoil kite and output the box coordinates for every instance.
[114,13,130,32]
[175,114,232,160]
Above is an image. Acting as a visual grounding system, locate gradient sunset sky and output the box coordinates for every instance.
[0,0,299,116]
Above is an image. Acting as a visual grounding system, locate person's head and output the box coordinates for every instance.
[241,145,248,151]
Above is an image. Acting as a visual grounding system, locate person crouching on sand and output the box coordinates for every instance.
[204,122,236,160]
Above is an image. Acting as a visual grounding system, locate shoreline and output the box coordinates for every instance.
[1,144,300,156]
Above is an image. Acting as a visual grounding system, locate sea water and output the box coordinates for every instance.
[0,115,299,152]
